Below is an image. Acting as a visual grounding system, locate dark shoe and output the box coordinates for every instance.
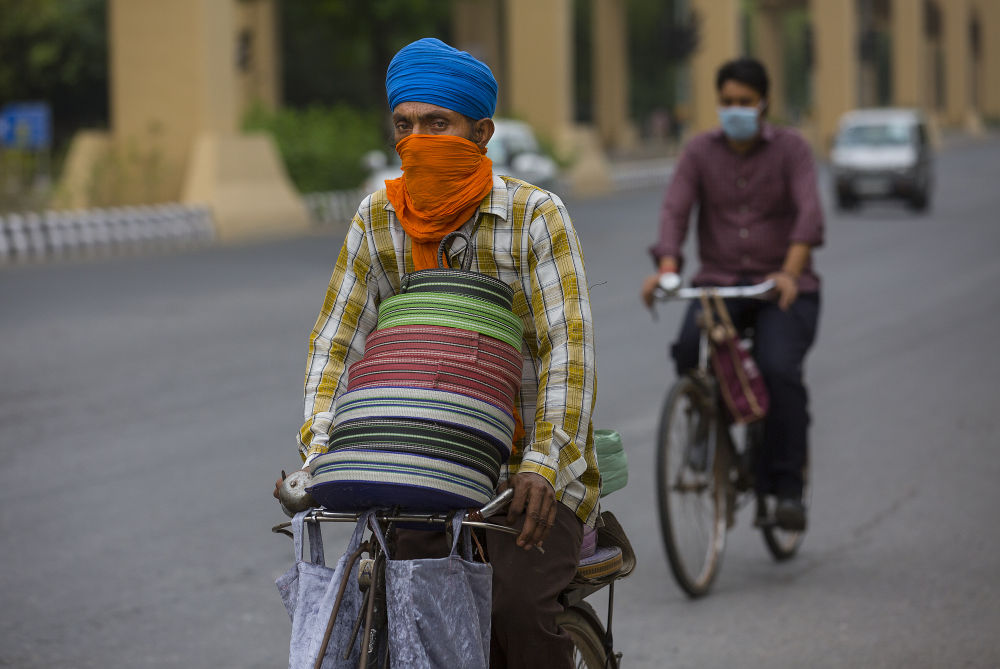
[774,498,807,532]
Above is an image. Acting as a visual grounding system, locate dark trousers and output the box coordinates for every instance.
[394,502,583,669]
[671,292,820,498]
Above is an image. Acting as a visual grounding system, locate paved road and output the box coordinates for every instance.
[2,136,998,668]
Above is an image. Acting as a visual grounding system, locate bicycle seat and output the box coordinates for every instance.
[578,545,623,580]
[574,511,636,584]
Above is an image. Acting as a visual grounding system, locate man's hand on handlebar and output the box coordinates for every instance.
[641,257,679,309]
[766,271,799,310]
[499,472,557,551]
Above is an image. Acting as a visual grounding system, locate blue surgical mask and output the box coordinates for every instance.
[718,106,760,141]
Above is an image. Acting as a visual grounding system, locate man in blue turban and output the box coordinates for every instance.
[282,37,603,669]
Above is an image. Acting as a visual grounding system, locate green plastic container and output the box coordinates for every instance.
[594,429,627,497]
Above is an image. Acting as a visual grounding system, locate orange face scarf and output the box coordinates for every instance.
[385,134,494,270]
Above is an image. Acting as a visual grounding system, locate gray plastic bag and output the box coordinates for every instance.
[372,514,492,669]
[276,510,368,669]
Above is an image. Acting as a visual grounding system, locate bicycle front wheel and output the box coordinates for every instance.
[656,375,728,598]
[557,602,609,669]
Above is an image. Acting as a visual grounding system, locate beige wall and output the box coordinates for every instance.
[504,0,574,150]
[892,0,926,109]
[978,0,1000,117]
[942,0,974,127]
[689,0,742,134]
[753,8,787,121]
[236,0,282,113]
[59,0,307,239]
[452,0,503,89]
[810,0,858,150]
[109,0,238,202]
[592,0,634,149]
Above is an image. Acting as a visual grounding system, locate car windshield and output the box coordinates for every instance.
[837,122,913,147]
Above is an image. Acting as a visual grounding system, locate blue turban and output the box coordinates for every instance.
[386,38,497,120]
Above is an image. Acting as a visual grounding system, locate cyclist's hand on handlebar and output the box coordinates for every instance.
[767,271,799,310]
[500,472,556,551]
[642,257,679,309]
[641,273,662,309]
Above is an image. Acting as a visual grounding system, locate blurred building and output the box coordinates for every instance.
[453,0,1000,155]
[57,0,1000,237]
[58,0,308,240]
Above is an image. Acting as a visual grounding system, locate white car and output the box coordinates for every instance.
[830,108,933,211]
[361,119,559,193]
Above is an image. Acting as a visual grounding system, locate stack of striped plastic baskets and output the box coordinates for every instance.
[307,233,523,511]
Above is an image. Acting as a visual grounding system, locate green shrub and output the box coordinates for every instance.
[243,103,386,193]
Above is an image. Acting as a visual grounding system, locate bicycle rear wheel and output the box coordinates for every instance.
[656,375,728,598]
[557,602,609,669]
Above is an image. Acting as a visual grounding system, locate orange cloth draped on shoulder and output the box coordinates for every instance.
[385,134,494,271]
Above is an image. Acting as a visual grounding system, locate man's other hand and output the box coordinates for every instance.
[502,472,557,550]
[767,271,799,310]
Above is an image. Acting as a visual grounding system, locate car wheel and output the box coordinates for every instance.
[907,190,930,212]
[836,191,859,211]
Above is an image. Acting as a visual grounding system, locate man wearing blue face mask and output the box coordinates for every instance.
[641,57,824,531]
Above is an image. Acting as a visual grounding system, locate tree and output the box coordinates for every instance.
[279,0,452,117]
[0,0,108,148]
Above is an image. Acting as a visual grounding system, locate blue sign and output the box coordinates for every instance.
[0,102,52,150]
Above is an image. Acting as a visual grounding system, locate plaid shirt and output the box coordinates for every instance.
[650,123,825,292]
[298,174,600,526]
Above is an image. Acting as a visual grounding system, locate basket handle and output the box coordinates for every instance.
[437,230,474,271]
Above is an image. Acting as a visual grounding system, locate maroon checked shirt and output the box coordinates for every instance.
[649,122,825,293]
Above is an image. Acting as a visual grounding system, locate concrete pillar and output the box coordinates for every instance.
[810,0,858,152]
[452,0,503,90]
[892,0,925,108]
[59,0,310,239]
[941,0,973,127]
[978,0,1000,117]
[110,0,238,202]
[235,0,282,112]
[505,0,574,149]
[592,0,634,150]
[689,0,742,134]
[753,7,786,122]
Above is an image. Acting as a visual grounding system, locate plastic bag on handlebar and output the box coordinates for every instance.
[276,510,368,669]
[370,513,492,669]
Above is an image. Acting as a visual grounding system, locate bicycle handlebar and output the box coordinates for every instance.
[654,273,776,301]
[271,488,518,538]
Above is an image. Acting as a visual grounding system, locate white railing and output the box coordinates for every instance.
[303,189,364,228]
[0,204,214,263]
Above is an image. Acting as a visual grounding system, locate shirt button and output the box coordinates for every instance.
[739,228,749,239]
[741,255,750,266]
[737,178,748,188]
[740,205,749,215]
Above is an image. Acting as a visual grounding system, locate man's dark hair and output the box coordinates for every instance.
[715,57,770,99]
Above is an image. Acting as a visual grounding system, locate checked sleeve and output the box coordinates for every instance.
[297,212,381,464]
[518,196,598,501]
